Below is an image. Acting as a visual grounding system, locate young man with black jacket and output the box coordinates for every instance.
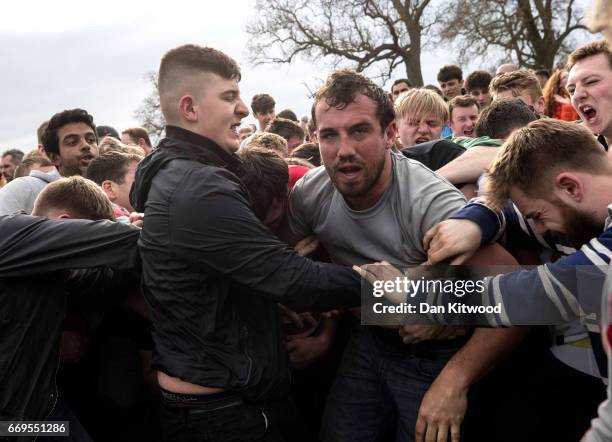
[0,176,140,439]
[129,44,362,441]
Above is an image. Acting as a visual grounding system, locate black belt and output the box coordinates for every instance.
[161,389,245,414]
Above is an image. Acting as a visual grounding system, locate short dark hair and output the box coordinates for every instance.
[448,95,479,120]
[465,70,492,92]
[265,117,305,142]
[36,121,49,145]
[392,78,412,89]
[2,148,24,163]
[567,40,612,71]
[238,147,289,221]
[423,84,444,97]
[437,65,463,83]
[122,127,152,147]
[276,109,298,121]
[42,109,96,156]
[251,94,276,114]
[86,151,142,185]
[33,176,115,221]
[96,126,119,140]
[475,98,539,140]
[312,69,395,131]
[159,44,241,123]
[291,142,321,167]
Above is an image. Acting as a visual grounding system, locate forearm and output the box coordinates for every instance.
[436,327,528,390]
[436,147,497,185]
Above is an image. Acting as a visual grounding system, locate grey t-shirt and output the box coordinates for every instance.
[285,152,466,266]
[0,169,60,215]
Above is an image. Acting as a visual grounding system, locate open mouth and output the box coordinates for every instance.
[80,154,94,162]
[336,164,362,181]
[579,104,597,123]
[463,129,474,136]
[414,137,430,144]
[230,123,240,137]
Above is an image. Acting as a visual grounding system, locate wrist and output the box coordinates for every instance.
[435,364,471,392]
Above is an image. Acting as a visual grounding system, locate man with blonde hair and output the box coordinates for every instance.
[244,131,289,157]
[395,88,466,170]
[395,88,449,148]
[131,44,362,440]
[489,69,546,114]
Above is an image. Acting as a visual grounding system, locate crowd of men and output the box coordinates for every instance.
[2,24,612,442]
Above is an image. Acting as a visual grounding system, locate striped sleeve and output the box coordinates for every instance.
[481,231,612,328]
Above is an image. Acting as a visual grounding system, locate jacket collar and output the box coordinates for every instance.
[164,125,242,170]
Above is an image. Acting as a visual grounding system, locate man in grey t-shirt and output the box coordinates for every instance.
[284,70,524,442]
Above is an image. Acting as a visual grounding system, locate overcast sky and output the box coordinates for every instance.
[0,0,595,153]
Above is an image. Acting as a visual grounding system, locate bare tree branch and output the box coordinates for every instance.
[439,0,589,70]
[246,0,434,85]
[134,72,165,143]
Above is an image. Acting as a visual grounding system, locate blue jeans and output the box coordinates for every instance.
[321,323,459,442]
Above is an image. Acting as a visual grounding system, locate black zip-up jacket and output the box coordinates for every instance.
[130,126,360,401]
[0,214,140,424]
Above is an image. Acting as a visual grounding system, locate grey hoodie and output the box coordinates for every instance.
[0,168,61,215]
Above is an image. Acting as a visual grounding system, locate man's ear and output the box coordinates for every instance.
[47,151,61,168]
[101,180,116,202]
[555,172,584,202]
[178,95,198,122]
[535,96,546,115]
[384,121,398,149]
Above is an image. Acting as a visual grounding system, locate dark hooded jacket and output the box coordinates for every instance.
[130,126,360,401]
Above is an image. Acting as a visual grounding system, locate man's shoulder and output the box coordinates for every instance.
[1,175,47,193]
[294,166,334,195]
[289,166,336,218]
[392,152,466,213]
[393,151,458,187]
[157,158,244,202]
[400,140,465,170]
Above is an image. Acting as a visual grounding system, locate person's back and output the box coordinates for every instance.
[0,168,60,215]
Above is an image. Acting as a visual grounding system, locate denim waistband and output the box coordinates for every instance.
[161,389,245,412]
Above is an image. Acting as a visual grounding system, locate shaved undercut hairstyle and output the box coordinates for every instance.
[158,44,241,124]
[489,70,543,102]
